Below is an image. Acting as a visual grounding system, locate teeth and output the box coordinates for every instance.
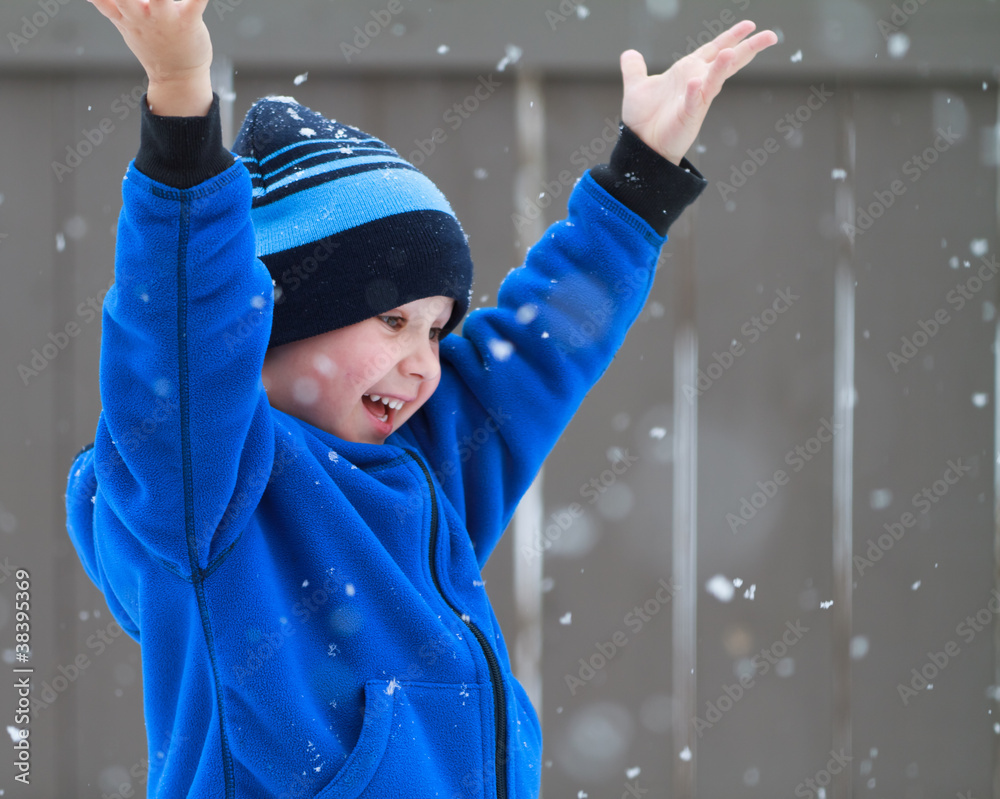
[365,393,404,411]
[363,392,403,422]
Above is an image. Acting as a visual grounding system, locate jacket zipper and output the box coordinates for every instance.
[404,449,507,799]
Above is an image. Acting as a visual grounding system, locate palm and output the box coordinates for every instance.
[621,20,778,164]
[88,0,213,84]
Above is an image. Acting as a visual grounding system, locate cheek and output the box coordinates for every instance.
[344,346,393,392]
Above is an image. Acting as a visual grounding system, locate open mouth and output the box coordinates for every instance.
[361,394,396,428]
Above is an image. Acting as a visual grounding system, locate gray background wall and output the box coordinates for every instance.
[0,1,998,797]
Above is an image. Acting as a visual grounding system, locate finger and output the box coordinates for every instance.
[86,0,126,23]
[699,49,736,102]
[620,49,648,91]
[111,0,150,22]
[682,77,703,118]
[691,19,757,62]
[717,30,779,76]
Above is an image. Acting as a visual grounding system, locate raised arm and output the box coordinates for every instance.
[71,0,276,576]
[404,21,777,566]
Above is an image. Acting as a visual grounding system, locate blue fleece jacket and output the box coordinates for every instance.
[64,94,706,799]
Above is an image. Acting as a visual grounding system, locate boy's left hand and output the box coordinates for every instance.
[620,20,779,165]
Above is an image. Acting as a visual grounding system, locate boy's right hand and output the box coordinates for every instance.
[87,0,214,116]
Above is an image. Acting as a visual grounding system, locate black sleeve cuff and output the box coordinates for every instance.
[590,122,708,237]
[134,92,237,190]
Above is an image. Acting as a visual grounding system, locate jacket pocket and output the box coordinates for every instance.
[315,679,486,799]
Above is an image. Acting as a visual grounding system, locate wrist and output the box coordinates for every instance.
[588,122,708,237]
[146,72,213,117]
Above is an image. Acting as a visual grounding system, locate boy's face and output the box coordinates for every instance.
[261,295,455,446]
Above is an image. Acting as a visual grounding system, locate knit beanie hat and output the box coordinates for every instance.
[232,96,474,350]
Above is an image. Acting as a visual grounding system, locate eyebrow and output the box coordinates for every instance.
[388,307,451,326]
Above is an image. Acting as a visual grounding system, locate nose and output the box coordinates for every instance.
[399,331,440,383]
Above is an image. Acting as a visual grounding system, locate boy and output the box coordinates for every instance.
[66,1,776,796]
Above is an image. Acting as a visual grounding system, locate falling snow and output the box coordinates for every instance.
[293,377,320,405]
[294,72,309,85]
[705,574,735,603]
[559,612,572,625]
[887,33,910,59]
[488,338,514,361]
[789,49,802,62]
[496,43,523,72]
[516,304,539,324]
[679,746,692,761]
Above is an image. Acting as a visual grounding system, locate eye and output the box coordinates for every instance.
[379,315,404,330]
[430,328,444,341]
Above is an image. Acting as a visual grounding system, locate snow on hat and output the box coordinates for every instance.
[233,95,474,350]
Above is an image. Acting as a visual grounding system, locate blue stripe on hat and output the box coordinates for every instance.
[255,147,395,184]
[248,155,416,199]
[251,136,387,167]
[251,166,457,257]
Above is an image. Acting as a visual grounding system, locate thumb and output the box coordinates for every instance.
[620,49,648,90]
